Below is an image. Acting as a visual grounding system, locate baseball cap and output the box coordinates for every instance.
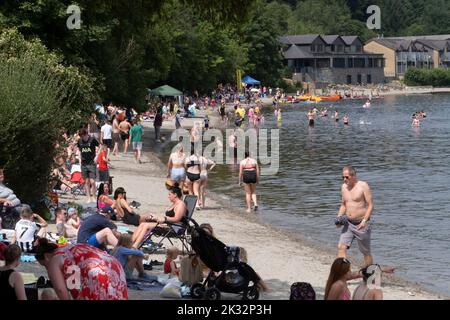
[101,206,115,215]
[68,208,77,215]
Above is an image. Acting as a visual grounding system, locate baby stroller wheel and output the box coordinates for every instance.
[191,283,205,299]
[204,288,221,301]
[242,285,259,300]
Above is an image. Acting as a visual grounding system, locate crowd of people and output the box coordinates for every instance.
[0,85,402,302]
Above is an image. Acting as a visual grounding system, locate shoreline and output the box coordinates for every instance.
[142,114,448,300]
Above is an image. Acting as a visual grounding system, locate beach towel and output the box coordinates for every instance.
[126,277,163,292]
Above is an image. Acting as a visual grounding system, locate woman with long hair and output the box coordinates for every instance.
[97,182,114,211]
[239,151,260,213]
[324,258,362,300]
[198,152,216,209]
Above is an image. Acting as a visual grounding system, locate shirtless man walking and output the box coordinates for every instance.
[336,166,374,266]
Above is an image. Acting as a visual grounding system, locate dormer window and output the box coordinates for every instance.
[317,44,324,52]
[311,45,316,52]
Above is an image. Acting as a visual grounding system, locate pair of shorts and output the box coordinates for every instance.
[81,164,97,180]
[309,119,315,126]
[243,170,257,184]
[132,142,142,150]
[121,133,130,141]
[103,139,113,149]
[113,133,120,143]
[123,211,140,227]
[186,172,200,182]
[98,169,109,182]
[339,220,372,256]
[171,168,186,182]
[87,234,102,248]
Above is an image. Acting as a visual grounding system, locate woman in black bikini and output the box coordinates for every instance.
[113,187,152,226]
[185,150,202,209]
[239,151,260,213]
[131,183,187,248]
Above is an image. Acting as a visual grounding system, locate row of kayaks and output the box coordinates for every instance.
[284,95,343,103]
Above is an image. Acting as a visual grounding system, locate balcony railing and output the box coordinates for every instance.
[397,52,433,62]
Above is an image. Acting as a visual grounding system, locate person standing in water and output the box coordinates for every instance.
[334,110,339,122]
[307,110,315,127]
[199,152,216,209]
[336,166,374,266]
[343,115,349,125]
[239,151,260,213]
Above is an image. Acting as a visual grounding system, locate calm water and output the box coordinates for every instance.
[160,94,450,295]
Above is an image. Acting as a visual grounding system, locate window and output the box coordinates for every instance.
[317,44,324,52]
[367,74,372,84]
[347,75,352,84]
[348,58,354,68]
[357,74,362,84]
[331,45,335,52]
[356,45,362,53]
[368,58,373,68]
[333,58,346,68]
[337,45,344,53]
[311,45,316,52]
[354,58,366,68]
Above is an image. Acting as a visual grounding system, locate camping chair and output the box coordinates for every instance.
[139,195,197,254]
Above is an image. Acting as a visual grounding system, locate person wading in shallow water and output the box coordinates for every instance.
[336,166,374,267]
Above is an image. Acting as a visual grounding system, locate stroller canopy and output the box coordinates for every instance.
[191,227,229,272]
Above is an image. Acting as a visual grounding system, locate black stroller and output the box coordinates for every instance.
[187,217,260,300]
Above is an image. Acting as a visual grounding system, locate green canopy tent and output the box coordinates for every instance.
[148,85,183,97]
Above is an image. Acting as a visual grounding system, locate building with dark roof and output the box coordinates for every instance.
[280,34,385,85]
[365,35,450,79]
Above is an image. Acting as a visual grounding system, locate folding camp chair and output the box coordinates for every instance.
[139,195,197,254]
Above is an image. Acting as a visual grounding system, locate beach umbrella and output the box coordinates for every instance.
[148,85,183,97]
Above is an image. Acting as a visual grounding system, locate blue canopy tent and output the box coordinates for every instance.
[241,75,260,85]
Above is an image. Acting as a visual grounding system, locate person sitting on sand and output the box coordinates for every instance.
[12,205,48,253]
[0,244,27,300]
[112,234,152,280]
[113,187,152,226]
[131,183,187,248]
[77,206,120,249]
[65,208,80,239]
[324,257,362,300]
[97,182,115,211]
[352,264,395,300]
[164,247,180,278]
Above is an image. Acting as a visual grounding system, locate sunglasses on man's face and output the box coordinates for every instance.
[343,176,350,180]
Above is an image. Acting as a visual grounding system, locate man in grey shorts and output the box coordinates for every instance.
[77,129,99,203]
[336,166,374,266]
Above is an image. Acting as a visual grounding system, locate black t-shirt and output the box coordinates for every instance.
[77,137,99,165]
[77,214,116,244]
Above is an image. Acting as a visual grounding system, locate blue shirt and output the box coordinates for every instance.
[77,214,116,244]
[113,246,144,268]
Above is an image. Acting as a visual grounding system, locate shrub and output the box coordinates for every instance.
[405,68,450,87]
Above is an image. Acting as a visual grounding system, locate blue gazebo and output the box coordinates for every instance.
[242,75,261,85]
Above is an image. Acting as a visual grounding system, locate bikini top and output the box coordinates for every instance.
[186,156,200,168]
[165,208,175,218]
[243,158,256,170]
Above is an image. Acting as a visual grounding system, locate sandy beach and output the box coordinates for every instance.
[6,103,447,300]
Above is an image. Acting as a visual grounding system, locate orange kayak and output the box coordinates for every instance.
[319,95,342,101]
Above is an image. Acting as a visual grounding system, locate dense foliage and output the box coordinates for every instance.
[404,68,450,87]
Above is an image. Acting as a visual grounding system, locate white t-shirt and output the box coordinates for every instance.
[101,124,113,140]
[15,219,38,252]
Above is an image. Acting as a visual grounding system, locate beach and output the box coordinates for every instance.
[6,99,447,300]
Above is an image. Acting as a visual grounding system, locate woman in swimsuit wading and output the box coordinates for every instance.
[239,151,260,213]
